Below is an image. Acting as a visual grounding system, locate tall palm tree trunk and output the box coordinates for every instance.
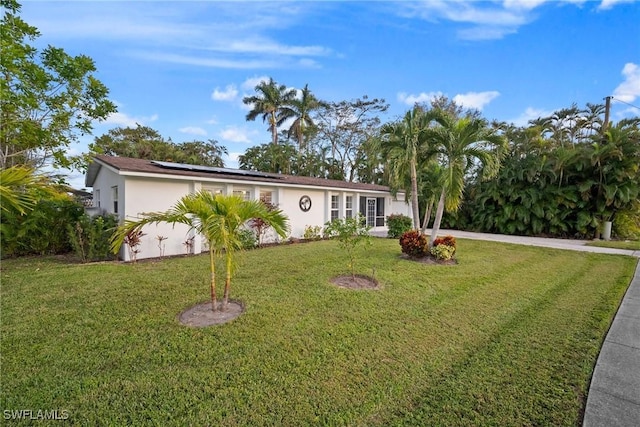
[270,112,278,145]
[410,157,420,230]
[421,200,433,234]
[429,187,446,247]
[209,247,218,312]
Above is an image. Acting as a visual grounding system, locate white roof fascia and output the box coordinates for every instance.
[117,170,394,195]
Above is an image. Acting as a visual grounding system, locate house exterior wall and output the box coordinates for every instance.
[124,177,194,261]
[278,187,327,238]
[89,163,413,261]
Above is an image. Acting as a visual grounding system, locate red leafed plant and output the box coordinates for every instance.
[431,235,457,260]
[399,230,429,258]
[433,235,456,249]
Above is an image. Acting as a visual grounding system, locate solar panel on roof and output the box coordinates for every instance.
[150,160,279,179]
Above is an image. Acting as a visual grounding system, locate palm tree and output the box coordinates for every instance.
[243,78,296,145]
[427,113,506,246]
[111,192,289,312]
[0,166,38,215]
[380,107,435,230]
[286,84,323,153]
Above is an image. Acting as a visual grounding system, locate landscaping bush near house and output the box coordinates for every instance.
[68,214,119,262]
[238,228,258,249]
[303,224,323,240]
[1,197,84,257]
[386,214,413,239]
[399,230,429,257]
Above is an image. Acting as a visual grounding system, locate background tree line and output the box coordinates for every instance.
[2,0,638,260]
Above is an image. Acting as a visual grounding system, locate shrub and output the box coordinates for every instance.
[430,244,456,260]
[238,228,258,250]
[323,215,372,278]
[431,235,457,260]
[249,202,277,246]
[68,214,119,262]
[399,230,429,258]
[123,229,145,262]
[1,196,84,257]
[433,235,457,250]
[387,214,413,239]
[613,203,640,240]
[303,225,323,240]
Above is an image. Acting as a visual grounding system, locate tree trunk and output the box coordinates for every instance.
[430,188,446,247]
[410,157,420,230]
[209,247,218,312]
[270,112,278,145]
[222,251,232,311]
[421,200,433,234]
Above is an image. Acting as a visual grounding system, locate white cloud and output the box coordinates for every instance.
[211,84,238,101]
[453,91,500,110]
[104,112,158,127]
[206,116,219,125]
[136,52,280,69]
[226,152,242,169]
[397,91,444,105]
[598,0,636,10]
[612,62,640,103]
[398,0,626,41]
[509,107,555,126]
[397,90,499,110]
[219,126,255,143]
[242,76,270,91]
[179,126,207,136]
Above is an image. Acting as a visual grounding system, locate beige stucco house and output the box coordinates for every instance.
[86,155,412,261]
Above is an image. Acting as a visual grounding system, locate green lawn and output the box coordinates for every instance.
[586,239,640,250]
[1,239,637,426]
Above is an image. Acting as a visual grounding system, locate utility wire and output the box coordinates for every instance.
[611,96,640,111]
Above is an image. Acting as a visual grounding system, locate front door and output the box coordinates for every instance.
[366,198,376,227]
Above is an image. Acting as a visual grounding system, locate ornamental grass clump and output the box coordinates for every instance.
[431,235,457,260]
[399,230,429,258]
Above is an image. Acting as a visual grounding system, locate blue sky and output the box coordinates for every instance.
[19,0,640,188]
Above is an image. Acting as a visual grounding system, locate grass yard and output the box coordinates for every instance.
[586,239,640,251]
[1,238,637,426]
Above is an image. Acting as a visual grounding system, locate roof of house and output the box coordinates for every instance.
[86,155,394,193]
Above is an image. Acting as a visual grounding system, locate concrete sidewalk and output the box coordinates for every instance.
[423,228,640,257]
[376,229,640,426]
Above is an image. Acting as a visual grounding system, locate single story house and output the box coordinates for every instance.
[85,155,412,261]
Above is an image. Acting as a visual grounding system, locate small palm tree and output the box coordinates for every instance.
[111,192,289,311]
[426,113,507,246]
[243,77,297,145]
[380,107,436,230]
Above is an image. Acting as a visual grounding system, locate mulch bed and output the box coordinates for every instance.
[178,300,244,327]
[399,254,457,265]
[331,274,380,290]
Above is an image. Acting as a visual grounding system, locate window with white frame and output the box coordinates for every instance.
[203,186,223,196]
[233,188,251,200]
[111,186,118,214]
[345,195,353,218]
[260,190,273,205]
[331,195,339,221]
[94,189,101,208]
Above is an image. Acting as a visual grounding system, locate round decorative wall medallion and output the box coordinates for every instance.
[299,195,312,212]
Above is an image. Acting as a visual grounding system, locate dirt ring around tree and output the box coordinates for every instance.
[331,274,380,290]
[178,300,245,327]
